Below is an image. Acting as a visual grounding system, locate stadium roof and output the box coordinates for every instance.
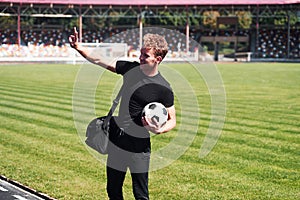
[1,0,299,6]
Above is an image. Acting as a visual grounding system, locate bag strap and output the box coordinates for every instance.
[102,84,124,128]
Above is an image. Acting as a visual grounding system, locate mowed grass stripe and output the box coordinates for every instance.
[0,112,77,146]
[221,133,298,161]
[226,107,299,128]
[221,126,299,153]
[227,102,300,121]
[217,135,299,167]
[0,84,74,108]
[0,81,74,98]
[0,96,73,121]
[230,118,300,136]
[0,106,75,133]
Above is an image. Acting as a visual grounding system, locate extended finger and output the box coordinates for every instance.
[74,27,78,38]
[150,117,159,127]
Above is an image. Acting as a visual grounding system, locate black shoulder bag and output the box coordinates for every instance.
[85,85,123,154]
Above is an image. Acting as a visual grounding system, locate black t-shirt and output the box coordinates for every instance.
[111,60,174,152]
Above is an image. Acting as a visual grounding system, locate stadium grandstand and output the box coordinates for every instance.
[0,0,299,62]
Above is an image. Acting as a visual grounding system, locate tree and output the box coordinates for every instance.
[202,11,220,28]
[235,11,252,29]
[0,16,17,29]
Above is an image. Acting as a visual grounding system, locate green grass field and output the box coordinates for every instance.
[0,62,299,200]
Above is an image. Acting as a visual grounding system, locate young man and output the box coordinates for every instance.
[69,27,176,200]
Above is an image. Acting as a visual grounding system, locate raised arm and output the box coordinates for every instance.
[69,27,116,73]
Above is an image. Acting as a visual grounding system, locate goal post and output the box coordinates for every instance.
[68,42,129,64]
[80,43,128,59]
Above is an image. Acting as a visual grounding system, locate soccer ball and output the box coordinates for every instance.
[142,102,168,128]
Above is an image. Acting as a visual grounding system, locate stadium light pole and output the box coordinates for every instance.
[17,4,21,46]
[139,11,147,50]
[287,11,290,59]
[255,5,259,59]
[139,16,143,50]
[186,5,189,54]
[79,5,82,43]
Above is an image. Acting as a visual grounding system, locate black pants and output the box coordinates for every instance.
[106,148,150,200]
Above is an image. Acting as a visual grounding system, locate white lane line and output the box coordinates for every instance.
[0,185,8,191]
[13,195,29,200]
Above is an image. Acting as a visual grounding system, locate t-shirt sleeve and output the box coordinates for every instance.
[116,61,140,75]
[158,75,174,108]
[163,88,174,108]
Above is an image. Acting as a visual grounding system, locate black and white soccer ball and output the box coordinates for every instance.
[142,102,168,128]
